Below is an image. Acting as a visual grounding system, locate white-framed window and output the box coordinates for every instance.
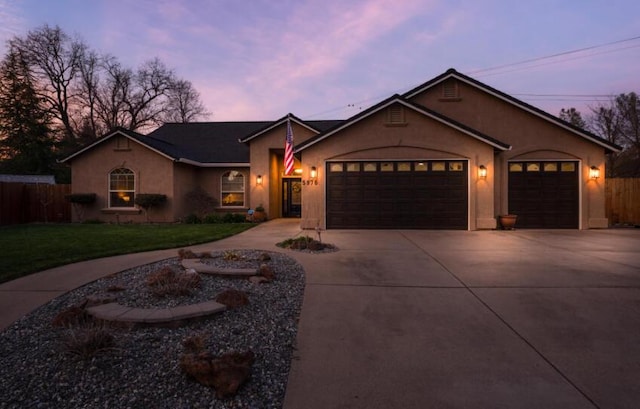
[221,171,245,207]
[109,168,135,207]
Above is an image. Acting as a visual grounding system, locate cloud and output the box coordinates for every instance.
[0,0,26,52]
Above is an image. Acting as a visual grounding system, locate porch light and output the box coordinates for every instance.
[256,174,263,185]
[294,168,303,175]
[310,166,317,179]
[478,165,487,179]
[590,166,600,180]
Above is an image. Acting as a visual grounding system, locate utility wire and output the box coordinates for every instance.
[305,35,640,119]
[466,35,640,76]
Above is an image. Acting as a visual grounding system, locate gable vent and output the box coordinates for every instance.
[442,79,460,100]
[386,105,407,126]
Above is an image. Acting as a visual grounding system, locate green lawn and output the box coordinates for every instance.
[0,223,254,283]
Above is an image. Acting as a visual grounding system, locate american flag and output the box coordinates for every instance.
[284,119,294,176]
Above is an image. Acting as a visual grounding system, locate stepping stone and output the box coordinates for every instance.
[181,259,256,277]
[86,300,226,324]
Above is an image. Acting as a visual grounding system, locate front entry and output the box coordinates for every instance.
[283,178,302,217]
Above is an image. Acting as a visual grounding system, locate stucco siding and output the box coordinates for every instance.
[410,81,608,229]
[69,136,175,223]
[299,106,496,229]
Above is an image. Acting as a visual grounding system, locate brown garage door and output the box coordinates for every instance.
[326,160,468,229]
[508,161,579,228]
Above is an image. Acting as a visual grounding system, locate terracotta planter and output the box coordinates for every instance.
[252,210,266,222]
[499,214,518,230]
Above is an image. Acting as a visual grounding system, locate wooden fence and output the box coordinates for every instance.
[606,178,640,225]
[0,182,71,225]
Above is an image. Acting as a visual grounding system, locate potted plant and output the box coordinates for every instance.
[253,204,266,222]
[498,214,518,230]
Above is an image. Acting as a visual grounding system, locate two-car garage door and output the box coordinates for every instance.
[326,160,468,229]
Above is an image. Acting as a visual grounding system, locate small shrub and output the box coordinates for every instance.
[52,301,91,328]
[62,324,116,359]
[223,250,243,261]
[277,236,336,252]
[222,212,246,223]
[203,213,222,224]
[185,187,217,218]
[146,267,201,297]
[183,213,201,224]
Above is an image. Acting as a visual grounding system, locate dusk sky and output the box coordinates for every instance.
[1,0,639,122]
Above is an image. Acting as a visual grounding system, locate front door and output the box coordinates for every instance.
[283,178,302,217]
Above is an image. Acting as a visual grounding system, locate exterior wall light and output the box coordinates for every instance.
[256,174,263,185]
[310,166,317,178]
[294,168,303,175]
[478,165,487,179]
[590,166,600,180]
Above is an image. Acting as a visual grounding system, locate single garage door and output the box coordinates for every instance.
[326,160,468,229]
[508,161,579,228]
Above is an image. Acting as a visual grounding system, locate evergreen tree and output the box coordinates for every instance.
[0,47,55,175]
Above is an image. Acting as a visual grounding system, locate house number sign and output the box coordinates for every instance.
[301,180,318,186]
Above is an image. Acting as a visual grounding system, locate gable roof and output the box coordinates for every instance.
[60,123,273,166]
[59,128,175,164]
[239,113,343,143]
[403,68,622,153]
[295,94,512,152]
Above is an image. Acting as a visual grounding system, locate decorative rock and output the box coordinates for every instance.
[259,252,271,261]
[215,289,249,308]
[180,350,255,398]
[258,263,275,281]
[249,276,270,285]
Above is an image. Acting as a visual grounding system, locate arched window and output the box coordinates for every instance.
[109,168,135,207]
[221,171,244,207]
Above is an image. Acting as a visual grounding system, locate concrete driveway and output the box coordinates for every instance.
[283,228,640,409]
[2,221,639,408]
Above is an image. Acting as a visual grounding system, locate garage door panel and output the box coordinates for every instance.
[327,160,468,229]
[508,161,578,229]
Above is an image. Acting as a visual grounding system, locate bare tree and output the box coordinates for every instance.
[164,79,210,123]
[3,24,211,144]
[11,25,82,143]
[588,93,640,177]
[95,55,133,130]
[75,47,103,139]
[124,58,174,130]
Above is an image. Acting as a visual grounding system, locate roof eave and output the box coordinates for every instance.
[405,69,621,153]
[175,158,250,167]
[296,96,511,153]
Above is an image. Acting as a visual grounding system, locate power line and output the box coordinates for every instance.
[305,35,640,119]
[466,35,640,76]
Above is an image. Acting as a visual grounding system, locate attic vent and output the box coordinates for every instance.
[115,135,130,150]
[386,105,407,126]
[441,79,460,100]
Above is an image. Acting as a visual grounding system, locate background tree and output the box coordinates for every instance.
[0,45,54,175]
[10,25,82,146]
[559,107,587,129]
[578,93,640,177]
[0,24,210,177]
[163,79,210,123]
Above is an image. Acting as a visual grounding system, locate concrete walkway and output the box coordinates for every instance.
[0,220,302,331]
[2,221,640,408]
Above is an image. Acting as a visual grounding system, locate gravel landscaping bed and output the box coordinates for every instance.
[0,249,305,409]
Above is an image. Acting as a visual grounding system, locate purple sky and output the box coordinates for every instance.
[1,0,639,121]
